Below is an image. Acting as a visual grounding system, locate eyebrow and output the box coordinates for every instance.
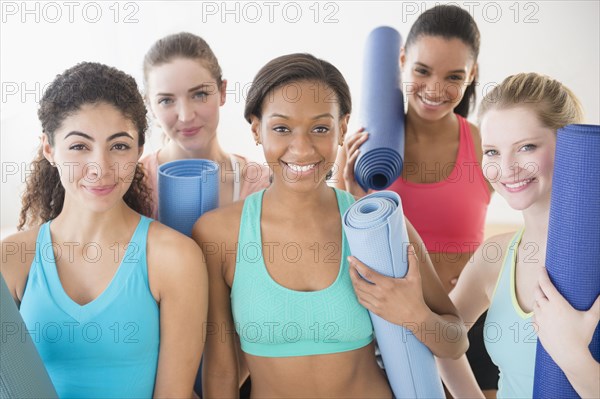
[156,84,214,97]
[482,137,545,148]
[268,113,335,120]
[415,62,466,74]
[64,131,134,141]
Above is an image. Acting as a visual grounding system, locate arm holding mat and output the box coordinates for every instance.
[534,267,600,398]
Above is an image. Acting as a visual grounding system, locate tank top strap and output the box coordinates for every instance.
[490,228,525,305]
[333,187,355,215]
[33,221,52,267]
[456,114,478,163]
[236,189,265,265]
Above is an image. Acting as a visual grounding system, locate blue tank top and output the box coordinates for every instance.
[19,216,159,398]
[484,229,537,398]
[231,188,374,357]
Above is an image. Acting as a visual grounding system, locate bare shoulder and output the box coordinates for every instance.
[193,200,244,245]
[146,221,204,266]
[1,227,41,302]
[467,231,518,290]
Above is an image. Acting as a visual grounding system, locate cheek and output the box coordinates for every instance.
[482,159,501,183]
[444,82,464,103]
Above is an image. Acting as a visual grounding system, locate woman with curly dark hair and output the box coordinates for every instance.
[1,62,207,398]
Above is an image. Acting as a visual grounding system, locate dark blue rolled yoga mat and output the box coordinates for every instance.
[354,26,406,191]
[0,275,58,398]
[533,124,600,398]
[343,191,445,399]
[158,159,219,236]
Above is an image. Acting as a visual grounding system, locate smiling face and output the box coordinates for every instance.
[42,102,142,213]
[481,107,556,211]
[146,57,226,152]
[251,80,348,192]
[401,35,476,120]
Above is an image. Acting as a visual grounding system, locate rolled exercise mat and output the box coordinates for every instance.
[158,159,219,236]
[342,191,445,399]
[0,275,58,398]
[354,26,406,191]
[533,124,600,398]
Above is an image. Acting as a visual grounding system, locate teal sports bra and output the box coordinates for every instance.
[231,188,374,357]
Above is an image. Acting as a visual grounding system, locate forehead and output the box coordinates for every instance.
[480,107,553,145]
[261,81,340,117]
[147,58,216,94]
[56,102,137,140]
[407,36,474,68]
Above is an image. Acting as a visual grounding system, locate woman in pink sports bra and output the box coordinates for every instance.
[140,32,270,219]
[335,5,496,398]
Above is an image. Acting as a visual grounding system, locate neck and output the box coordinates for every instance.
[161,136,229,165]
[264,181,334,216]
[405,107,457,140]
[521,198,551,249]
[51,199,138,242]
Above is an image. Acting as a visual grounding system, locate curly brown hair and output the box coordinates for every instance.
[18,62,153,230]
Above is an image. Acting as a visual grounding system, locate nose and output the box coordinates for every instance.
[177,99,195,123]
[289,131,315,158]
[84,150,113,183]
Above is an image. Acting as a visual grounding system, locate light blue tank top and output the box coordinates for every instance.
[231,188,374,357]
[484,229,537,398]
[19,216,159,398]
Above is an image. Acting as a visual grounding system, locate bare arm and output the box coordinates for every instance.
[1,229,39,305]
[534,267,600,398]
[150,226,208,398]
[348,218,468,359]
[435,234,509,399]
[193,213,239,399]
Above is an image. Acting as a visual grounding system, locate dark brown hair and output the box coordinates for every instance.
[405,5,480,117]
[18,62,152,230]
[244,53,352,123]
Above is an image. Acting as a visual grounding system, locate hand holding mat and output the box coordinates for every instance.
[342,191,445,399]
[354,27,406,191]
[158,159,219,236]
[1,275,58,398]
[533,124,600,398]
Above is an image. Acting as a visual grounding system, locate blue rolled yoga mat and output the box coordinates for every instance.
[342,191,445,399]
[533,124,600,398]
[354,26,405,191]
[158,159,219,236]
[0,275,58,398]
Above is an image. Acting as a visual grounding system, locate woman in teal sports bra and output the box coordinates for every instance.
[194,53,468,398]
[437,73,600,399]
[0,62,208,398]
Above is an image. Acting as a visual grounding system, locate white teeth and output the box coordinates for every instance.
[505,179,532,189]
[420,95,444,106]
[287,163,317,172]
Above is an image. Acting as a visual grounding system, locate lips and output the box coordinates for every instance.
[417,93,445,107]
[281,161,320,175]
[501,178,535,192]
[85,184,117,196]
[179,127,201,137]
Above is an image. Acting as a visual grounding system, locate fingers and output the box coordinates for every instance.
[538,267,562,303]
[346,132,369,157]
[348,256,382,284]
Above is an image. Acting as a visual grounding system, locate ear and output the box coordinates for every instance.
[339,114,350,146]
[219,79,227,106]
[399,47,407,71]
[41,133,54,164]
[250,115,261,145]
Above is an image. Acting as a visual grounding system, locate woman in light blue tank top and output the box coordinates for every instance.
[194,53,469,398]
[0,62,208,398]
[437,73,599,398]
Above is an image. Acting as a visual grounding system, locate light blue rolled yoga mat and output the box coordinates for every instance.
[354,26,405,192]
[0,275,58,398]
[533,124,600,398]
[342,191,445,399]
[158,159,219,236]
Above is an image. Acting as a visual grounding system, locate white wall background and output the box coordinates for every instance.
[2,0,599,234]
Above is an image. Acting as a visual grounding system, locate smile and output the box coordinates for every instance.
[418,94,445,107]
[502,178,534,191]
[284,162,319,173]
